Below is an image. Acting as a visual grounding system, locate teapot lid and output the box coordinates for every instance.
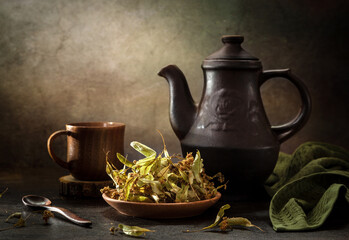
[203,35,262,69]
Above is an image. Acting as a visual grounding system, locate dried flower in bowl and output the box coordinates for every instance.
[101,134,226,203]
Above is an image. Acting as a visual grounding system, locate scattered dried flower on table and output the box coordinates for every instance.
[0,212,29,232]
[42,210,54,224]
[5,212,22,223]
[1,209,57,232]
[202,204,231,230]
[110,223,155,237]
[219,217,264,232]
[184,204,263,233]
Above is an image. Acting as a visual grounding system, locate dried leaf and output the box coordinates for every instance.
[140,179,163,195]
[157,129,170,158]
[105,159,125,188]
[202,204,231,230]
[138,157,158,176]
[123,177,138,201]
[167,172,181,182]
[151,193,160,203]
[175,184,189,202]
[188,170,194,185]
[168,180,181,194]
[117,153,134,168]
[128,195,152,202]
[130,141,156,158]
[5,212,22,223]
[178,169,188,182]
[192,182,206,195]
[118,223,155,237]
[157,165,170,178]
[0,187,8,198]
[191,151,203,184]
[219,217,264,232]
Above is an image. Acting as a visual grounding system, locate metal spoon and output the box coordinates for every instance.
[22,195,92,227]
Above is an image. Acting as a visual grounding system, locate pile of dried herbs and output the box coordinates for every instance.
[101,135,226,203]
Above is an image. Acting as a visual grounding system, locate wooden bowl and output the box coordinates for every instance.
[102,192,221,219]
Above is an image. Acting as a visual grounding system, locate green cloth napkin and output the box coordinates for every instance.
[265,142,349,231]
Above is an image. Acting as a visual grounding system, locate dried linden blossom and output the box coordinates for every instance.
[101,134,226,203]
[42,210,54,224]
[1,210,55,232]
[5,212,23,223]
[219,216,264,232]
[110,224,155,237]
[185,204,263,233]
[0,212,27,232]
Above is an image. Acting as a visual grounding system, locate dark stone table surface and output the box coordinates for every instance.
[1,168,348,240]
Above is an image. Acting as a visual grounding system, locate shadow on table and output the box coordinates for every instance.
[100,197,271,229]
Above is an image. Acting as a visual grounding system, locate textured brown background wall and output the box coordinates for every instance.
[1,0,348,168]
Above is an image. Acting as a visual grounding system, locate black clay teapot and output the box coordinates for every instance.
[158,35,311,197]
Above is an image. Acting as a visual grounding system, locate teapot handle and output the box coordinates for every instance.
[260,69,311,143]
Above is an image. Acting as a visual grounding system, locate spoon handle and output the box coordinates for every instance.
[45,206,92,227]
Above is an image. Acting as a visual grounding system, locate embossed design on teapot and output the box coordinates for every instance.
[203,89,241,131]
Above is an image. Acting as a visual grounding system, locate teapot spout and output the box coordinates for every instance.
[158,65,197,140]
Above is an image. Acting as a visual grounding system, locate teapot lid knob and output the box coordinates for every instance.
[203,35,261,69]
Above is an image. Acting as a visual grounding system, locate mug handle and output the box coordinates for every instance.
[47,130,69,169]
[260,69,312,143]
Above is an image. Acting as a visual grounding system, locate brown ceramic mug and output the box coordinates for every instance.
[47,122,125,181]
